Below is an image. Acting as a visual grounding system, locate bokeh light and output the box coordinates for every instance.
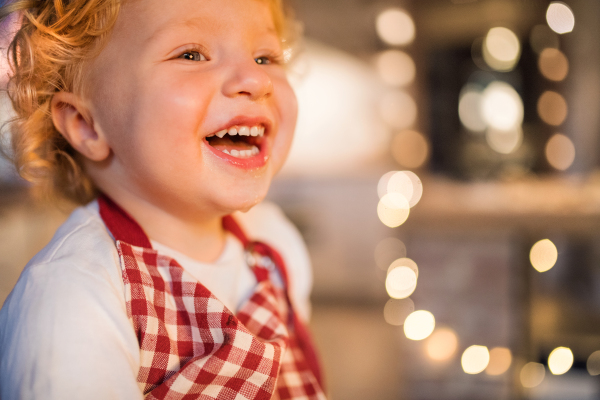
[548,347,574,375]
[385,266,417,299]
[378,171,399,199]
[282,40,391,176]
[545,133,575,171]
[391,130,429,169]
[426,327,459,361]
[481,82,524,131]
[521,362,546,388]
[539,48,569,82]
[377,193,410,228]
[586,350,600,376]
[375,237,407,271]
[458,84,486,132]
[530,24,560,54]
[391,171,422,207]
[486,127,523,154]
[530,239,558,273]
[376,50,416,87]
[388,257,419,279]
[404,310,435,341]
[386,172,414,205]
[486,347,512,376]
[482,27,521,72]
[383,298,414,326]
[537,91,568,126]
[461,345,490,374]
[380,90,418,129]
[546,2,575,34]
[378,171,423,208]
[376,8,416,46]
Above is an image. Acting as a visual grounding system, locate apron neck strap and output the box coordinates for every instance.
[222,215,250,247]
[98,194,249,251]
[98,194,153,249]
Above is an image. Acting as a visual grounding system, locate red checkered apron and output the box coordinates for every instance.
[98,196,326,400]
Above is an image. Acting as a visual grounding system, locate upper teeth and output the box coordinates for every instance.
[211,125,265,139]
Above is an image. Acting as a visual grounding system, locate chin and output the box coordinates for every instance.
[217,184,270,215]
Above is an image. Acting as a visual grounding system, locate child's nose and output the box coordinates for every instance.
[222,59,274,100]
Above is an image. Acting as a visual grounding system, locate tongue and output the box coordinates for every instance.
[208,137,255,152]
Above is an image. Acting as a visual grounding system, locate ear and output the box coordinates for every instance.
[51,92,111,162]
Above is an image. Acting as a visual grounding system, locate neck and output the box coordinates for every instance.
[101,190,227,264]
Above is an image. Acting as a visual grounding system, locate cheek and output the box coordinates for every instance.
[141,73,211,132]
[272,80,298,169]
[124,75,212,156]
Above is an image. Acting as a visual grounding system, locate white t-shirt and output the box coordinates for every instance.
[0,200,312,400]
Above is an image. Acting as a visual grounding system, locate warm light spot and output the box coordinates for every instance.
[545,133,575,171]
[385,171,414,204]
[376,8,415,46]
[482,27,521,72]
[481,82,524,131]
[486,347,512,376]
[486,127,522,154]
[385,266,417,299]
[458,85,486,132]
[377,193,410,228]
[548,347,574,375]
[377,171,398,199]
[586,350,600,376]
[282,40,396,176]
[461,345,490,374]
[530,239,558,272]
[388,257,419,279]
[374,237,406,271]
[404,310,435,341]
[383,298,414,326]
[530,25,560,54]
[426,327,459,361]
[537,91,568,126]
[539,48,569,82]
[379,171,423,207]
[376,50,416,87]
[546,2,575,34]
[380,90,418,129]
[520,362,546,388]
[391,130,429,169]
[398,171,423,208]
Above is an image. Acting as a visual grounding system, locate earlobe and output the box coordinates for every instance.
[51,92,111,162]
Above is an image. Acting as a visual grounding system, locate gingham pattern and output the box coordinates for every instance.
[120,242,289,399]
[101,196,326,399]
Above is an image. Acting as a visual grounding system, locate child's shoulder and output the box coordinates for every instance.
[23,201,123,289]
[0,200,127,326]
[0,201,141,399]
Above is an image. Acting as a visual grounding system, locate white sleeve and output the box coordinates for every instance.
[0,258,142,399]
[234,202,313,322]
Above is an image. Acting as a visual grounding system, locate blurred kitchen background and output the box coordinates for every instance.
[2,0,600,399]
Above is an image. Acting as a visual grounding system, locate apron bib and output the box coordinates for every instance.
[98,195,326,400]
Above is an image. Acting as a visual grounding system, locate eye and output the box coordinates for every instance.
[254,56,271,65]
[179,51,207,61]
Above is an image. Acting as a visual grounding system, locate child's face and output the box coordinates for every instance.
[83,0,297,217]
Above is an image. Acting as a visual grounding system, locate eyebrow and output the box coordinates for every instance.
[146,16,279,45]
[145,17,205,44]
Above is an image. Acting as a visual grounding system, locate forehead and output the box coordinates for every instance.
[118,0,279,42]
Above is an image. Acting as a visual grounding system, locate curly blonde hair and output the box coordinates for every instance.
[1,0,295,205]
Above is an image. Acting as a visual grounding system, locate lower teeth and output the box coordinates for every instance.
[221,146,259,158]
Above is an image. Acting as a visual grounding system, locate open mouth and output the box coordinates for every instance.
[205,125,265,158]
